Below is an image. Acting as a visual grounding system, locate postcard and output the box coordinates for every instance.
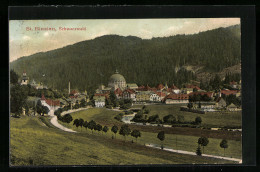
[9,17,243,166]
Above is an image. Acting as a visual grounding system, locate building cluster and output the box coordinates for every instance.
[94,70,242,108]
[20,71,48,89]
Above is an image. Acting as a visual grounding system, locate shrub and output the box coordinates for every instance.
[195,116,202,125]
[163,114,176,124]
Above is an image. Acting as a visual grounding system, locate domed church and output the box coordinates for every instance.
[108,70,126,90]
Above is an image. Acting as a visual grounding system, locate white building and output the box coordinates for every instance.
[150,93,161,102]
[94,96,106,108]
[20,71,29,85]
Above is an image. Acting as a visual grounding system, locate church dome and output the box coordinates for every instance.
[109,71,126,83]
[109,72,126,83]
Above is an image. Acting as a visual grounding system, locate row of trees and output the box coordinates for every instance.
[132,112,202,126]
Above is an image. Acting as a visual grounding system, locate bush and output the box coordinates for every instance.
[114,114,123,121]
[177,115,185,123]
[195,116,202,125]
[163,114,176,124]
[147,114,160,123]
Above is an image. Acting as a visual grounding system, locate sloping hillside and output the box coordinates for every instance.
[10,25,241,93]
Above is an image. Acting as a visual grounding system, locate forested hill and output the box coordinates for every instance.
[10,25,241,93]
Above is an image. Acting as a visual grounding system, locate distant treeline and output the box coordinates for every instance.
[10,25,241,94]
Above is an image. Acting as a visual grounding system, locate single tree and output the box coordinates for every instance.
[198,137,209,154]
[187,102,193,109]
[195,116,202,125]
[196,146,202,156]
[220,139,228,156]
[42,106,50,116]
[163,114,176,124]
[87,120,96,134]
[131,129,141,143]
[119,124,131,141]
[111,125,118,138]
[78,118,84,131]
[83,120,88,131]
[102,126,109,135]
[10,84,28,117]
[73,119,80,129]
[157,131,165,149]
[10,69,19,85]
[62,114,73,123]
[96,124,102,134]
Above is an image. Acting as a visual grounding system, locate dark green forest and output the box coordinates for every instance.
[10,25,241,93]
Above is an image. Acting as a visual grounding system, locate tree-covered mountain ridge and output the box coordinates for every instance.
[10,24,241,92]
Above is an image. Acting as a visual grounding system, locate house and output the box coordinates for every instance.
[150,93,161,102]
[171,85,180,94]
[215,97,226,109]
[230,81,238,89]
[163,93,189,104]
[156,84,165,91]
[114,88,123,99]
[20,71,29,85]
[156,92,166,101]
[136,91,154,102]
[94,96,106,108]
[227,103,240,111]
[122,89,136,101]
[221,89,239,96]
[40,94,60,114]
[126,83,138,90]
[181,88,193,94]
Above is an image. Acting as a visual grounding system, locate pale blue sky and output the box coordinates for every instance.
[9,18,240,62]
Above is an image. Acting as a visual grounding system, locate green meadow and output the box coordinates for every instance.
[58,107,242,159]
[132,104,242,128]
[10,115,236,166]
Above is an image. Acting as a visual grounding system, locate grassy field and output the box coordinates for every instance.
[10,115,235,166]
[58,108,242,159]
[62,107,242,141]
[133,104,242,128]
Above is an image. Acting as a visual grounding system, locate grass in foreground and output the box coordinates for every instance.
[10,115,235,166]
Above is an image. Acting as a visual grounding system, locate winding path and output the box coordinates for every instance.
[145,143,242,163]
[48,107,89,133]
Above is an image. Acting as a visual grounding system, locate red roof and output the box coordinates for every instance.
[45,99,60,107]
[123,89,135,94]
[114,88,123,95]
[41,94,46,100]
[189,91,213,97]
[186,84,201,90]
[166,88,173,93]
[221,90,239,95]
[164,93,189,101]
[156,84,164,90]
[94,93,109,99]
[156,92,166,98]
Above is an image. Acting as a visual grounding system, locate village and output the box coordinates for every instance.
[19,69,242,117]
